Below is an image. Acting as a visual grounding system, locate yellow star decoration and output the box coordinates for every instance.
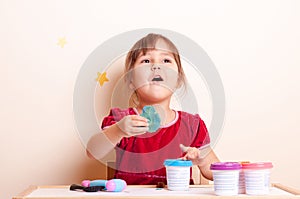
[57,37,67,48]
[96,72,109,86]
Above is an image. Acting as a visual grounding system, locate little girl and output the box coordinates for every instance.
[87,33,219,185]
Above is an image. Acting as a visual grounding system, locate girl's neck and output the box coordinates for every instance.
[136,102,175,126]
[136,101,170,113]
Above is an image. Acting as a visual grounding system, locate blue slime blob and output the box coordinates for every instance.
[140,105,161,132]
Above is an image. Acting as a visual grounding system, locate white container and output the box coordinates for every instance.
[243,162,273,195]
[210,162,241,196]
[164,159,192,191]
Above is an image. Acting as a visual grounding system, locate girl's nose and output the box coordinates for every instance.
[151,64,161,71]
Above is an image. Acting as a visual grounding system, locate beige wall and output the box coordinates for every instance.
[1,1,300,199]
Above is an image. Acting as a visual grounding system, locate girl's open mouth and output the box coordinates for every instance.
[152,75,164,81]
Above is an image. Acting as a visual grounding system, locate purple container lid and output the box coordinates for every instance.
[210,162,241,170]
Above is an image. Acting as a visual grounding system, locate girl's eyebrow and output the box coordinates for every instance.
[136,54,149,61]
[136,50,175,60]
[139,51,174,57]
[159,52,174,56]
[138,54,150,57]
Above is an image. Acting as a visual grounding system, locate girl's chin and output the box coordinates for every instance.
[141,84,175,92]
[139,86,173,94]
[137,92,173,103]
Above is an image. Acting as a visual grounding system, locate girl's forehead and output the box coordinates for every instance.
[155,39,173,51]
[137,39,176,54]
[138,48,174,57]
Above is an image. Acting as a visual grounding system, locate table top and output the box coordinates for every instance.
[14,184,300,199]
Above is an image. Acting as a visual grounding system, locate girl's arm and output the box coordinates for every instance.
[86,115,149,160]
[86,123,124,160]
[181,146,219,181]
[197,149,219,180]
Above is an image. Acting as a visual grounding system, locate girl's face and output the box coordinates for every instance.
[129,45,179,104]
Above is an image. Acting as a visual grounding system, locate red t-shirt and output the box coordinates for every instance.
[101,107,210,185]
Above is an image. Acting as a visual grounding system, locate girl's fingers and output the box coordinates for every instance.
[182,154,188,160]
[131,126,149,133]
[179,144,189,153]
[135,127,150,134]
[184,148,201,160]
[131,115,149,122]
[131,120,149,127]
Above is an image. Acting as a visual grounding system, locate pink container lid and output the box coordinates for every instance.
[242,162,273,169]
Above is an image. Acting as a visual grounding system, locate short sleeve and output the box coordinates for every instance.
[101,108,137,130]
[190,114,210,149]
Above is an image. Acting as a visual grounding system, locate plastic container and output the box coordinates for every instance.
[164,159,192,191]
[242,162,273,195]
[210,162,241,196]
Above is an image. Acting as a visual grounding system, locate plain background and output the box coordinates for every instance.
[1,0,300,199]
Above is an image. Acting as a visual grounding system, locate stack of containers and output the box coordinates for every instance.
[211,162,273,196]
[210,162,241,196]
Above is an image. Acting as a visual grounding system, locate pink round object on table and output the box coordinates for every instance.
[81,180,90,187]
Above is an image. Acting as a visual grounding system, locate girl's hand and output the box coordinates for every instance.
[180,144,210,166]
[117,115,149,137]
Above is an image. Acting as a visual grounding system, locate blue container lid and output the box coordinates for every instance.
[164,159,193,167]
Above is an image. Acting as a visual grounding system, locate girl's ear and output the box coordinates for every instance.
[176,79,183,89]
[129,82,135,90]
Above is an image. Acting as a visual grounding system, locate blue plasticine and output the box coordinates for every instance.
[140,105,161,132]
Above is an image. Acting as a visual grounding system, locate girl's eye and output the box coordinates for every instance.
[163,59,171,63]
[141,59,150,63]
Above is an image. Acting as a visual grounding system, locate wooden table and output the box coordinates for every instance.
[14,184,300,199]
